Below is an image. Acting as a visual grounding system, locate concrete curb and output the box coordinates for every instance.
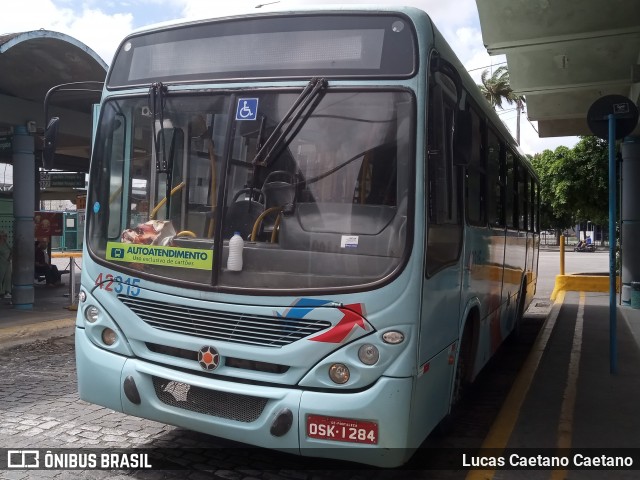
[620,305,640,347]
[551,274,620,300]
[0,317,75,351]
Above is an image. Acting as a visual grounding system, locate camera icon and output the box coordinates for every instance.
[7,450,39,468]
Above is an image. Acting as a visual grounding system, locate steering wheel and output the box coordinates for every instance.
[232,188,265,203]
[263,170,294,184]
[175,230,196,238]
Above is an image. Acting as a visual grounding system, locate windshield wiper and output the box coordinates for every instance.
[149,82,178,217]
[149,82,170,173]
[252,77,327,167]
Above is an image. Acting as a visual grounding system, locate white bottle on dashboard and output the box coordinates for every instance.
[227,232,244,271]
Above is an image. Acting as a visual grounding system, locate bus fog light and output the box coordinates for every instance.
[358,344,379,365]
[78,290,87,303]
[270,408,293,437]
[102,328,117,346]
[382,330,405,344]
[85,305,99,323]
[329,363,350,384]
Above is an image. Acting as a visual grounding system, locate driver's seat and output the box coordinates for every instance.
[223,189,265,240]
[261,171,296,237]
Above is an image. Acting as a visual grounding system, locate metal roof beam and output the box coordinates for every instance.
[486,28,640,55]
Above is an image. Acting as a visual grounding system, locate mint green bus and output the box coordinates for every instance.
[72,5,539,467]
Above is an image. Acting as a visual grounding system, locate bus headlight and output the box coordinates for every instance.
[102,328,117,346]
[358,344,379,365]
[85,305,100,323]
[329,363,350,384]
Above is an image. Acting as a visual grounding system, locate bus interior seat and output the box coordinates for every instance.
[260,171,296,236]
[222,189,265,240]
[262,171,296,208]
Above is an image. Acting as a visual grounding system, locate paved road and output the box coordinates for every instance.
[536,249,608,300]
[0,336,352,480]
[0,325,549,480]
[0,321,549,479]
[0,249,596,479]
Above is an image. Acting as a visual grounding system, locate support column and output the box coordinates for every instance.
[11,125,34,310]
[621,138,640,304]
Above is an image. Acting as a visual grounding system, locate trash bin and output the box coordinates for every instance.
[632,282,640,309]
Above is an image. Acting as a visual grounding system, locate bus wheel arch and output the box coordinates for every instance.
[452,304,480,407]
[510,277,528,341]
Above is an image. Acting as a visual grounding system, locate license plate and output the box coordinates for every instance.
[306,414,378,444]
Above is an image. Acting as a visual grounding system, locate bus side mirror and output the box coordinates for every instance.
[453,110,472,166]
[43,117,60,170]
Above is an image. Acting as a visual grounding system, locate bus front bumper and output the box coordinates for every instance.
[75,328,413,467]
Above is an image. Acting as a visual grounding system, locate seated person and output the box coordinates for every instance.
[35,240,62,286]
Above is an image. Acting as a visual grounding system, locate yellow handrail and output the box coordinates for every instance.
[207,138,217,238]
[109,185,123,204]
[250,207,282,242]
[271,213,282,243]
[150,181,186,219]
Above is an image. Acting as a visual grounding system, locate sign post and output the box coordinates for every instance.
[587,95,639,374]
[607,113,617,374]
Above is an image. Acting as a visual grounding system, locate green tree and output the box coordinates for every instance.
[478,66,526,144]
[531,136,609,241]
[531,147,574,236]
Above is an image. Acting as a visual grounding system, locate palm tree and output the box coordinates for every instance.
[478,66,526,144]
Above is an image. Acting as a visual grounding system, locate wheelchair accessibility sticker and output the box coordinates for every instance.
[236,98,258,121]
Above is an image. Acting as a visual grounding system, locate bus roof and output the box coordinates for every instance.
[127,4,429,36]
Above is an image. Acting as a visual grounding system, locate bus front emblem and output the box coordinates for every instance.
[198,346,220,371]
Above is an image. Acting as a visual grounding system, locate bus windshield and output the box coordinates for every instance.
[87,88,413,291]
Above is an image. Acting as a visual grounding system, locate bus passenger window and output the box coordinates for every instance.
[530,178,537,233]
[105,114,126,240]
[518,166,528,231]
[487,130,503,228]
[426,74,463,276]
[466,107,485,226]
[505,150,516,229]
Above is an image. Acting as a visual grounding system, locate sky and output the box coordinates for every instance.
[0,0,580,157]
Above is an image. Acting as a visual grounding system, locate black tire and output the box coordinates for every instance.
[509,283,527,343]
[435,322,473,437]
[452,322,474,407]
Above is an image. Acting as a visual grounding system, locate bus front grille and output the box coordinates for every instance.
[118,295,331,347]
[152,376,267,422]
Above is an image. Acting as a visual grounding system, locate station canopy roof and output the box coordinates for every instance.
[476,0,640,138]
[0,30,107,173]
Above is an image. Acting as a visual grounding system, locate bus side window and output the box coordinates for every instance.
[505,149,516,229]
[518,164,528,231]
[106,114,126,240]
[487,129,503,228]
[426,73,463,276]
[465,106,485,226]
[530,177,538,233]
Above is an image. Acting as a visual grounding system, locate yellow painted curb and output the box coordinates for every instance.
[551,274,620,301]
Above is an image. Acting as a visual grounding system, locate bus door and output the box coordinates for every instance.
[417,62,465,420]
